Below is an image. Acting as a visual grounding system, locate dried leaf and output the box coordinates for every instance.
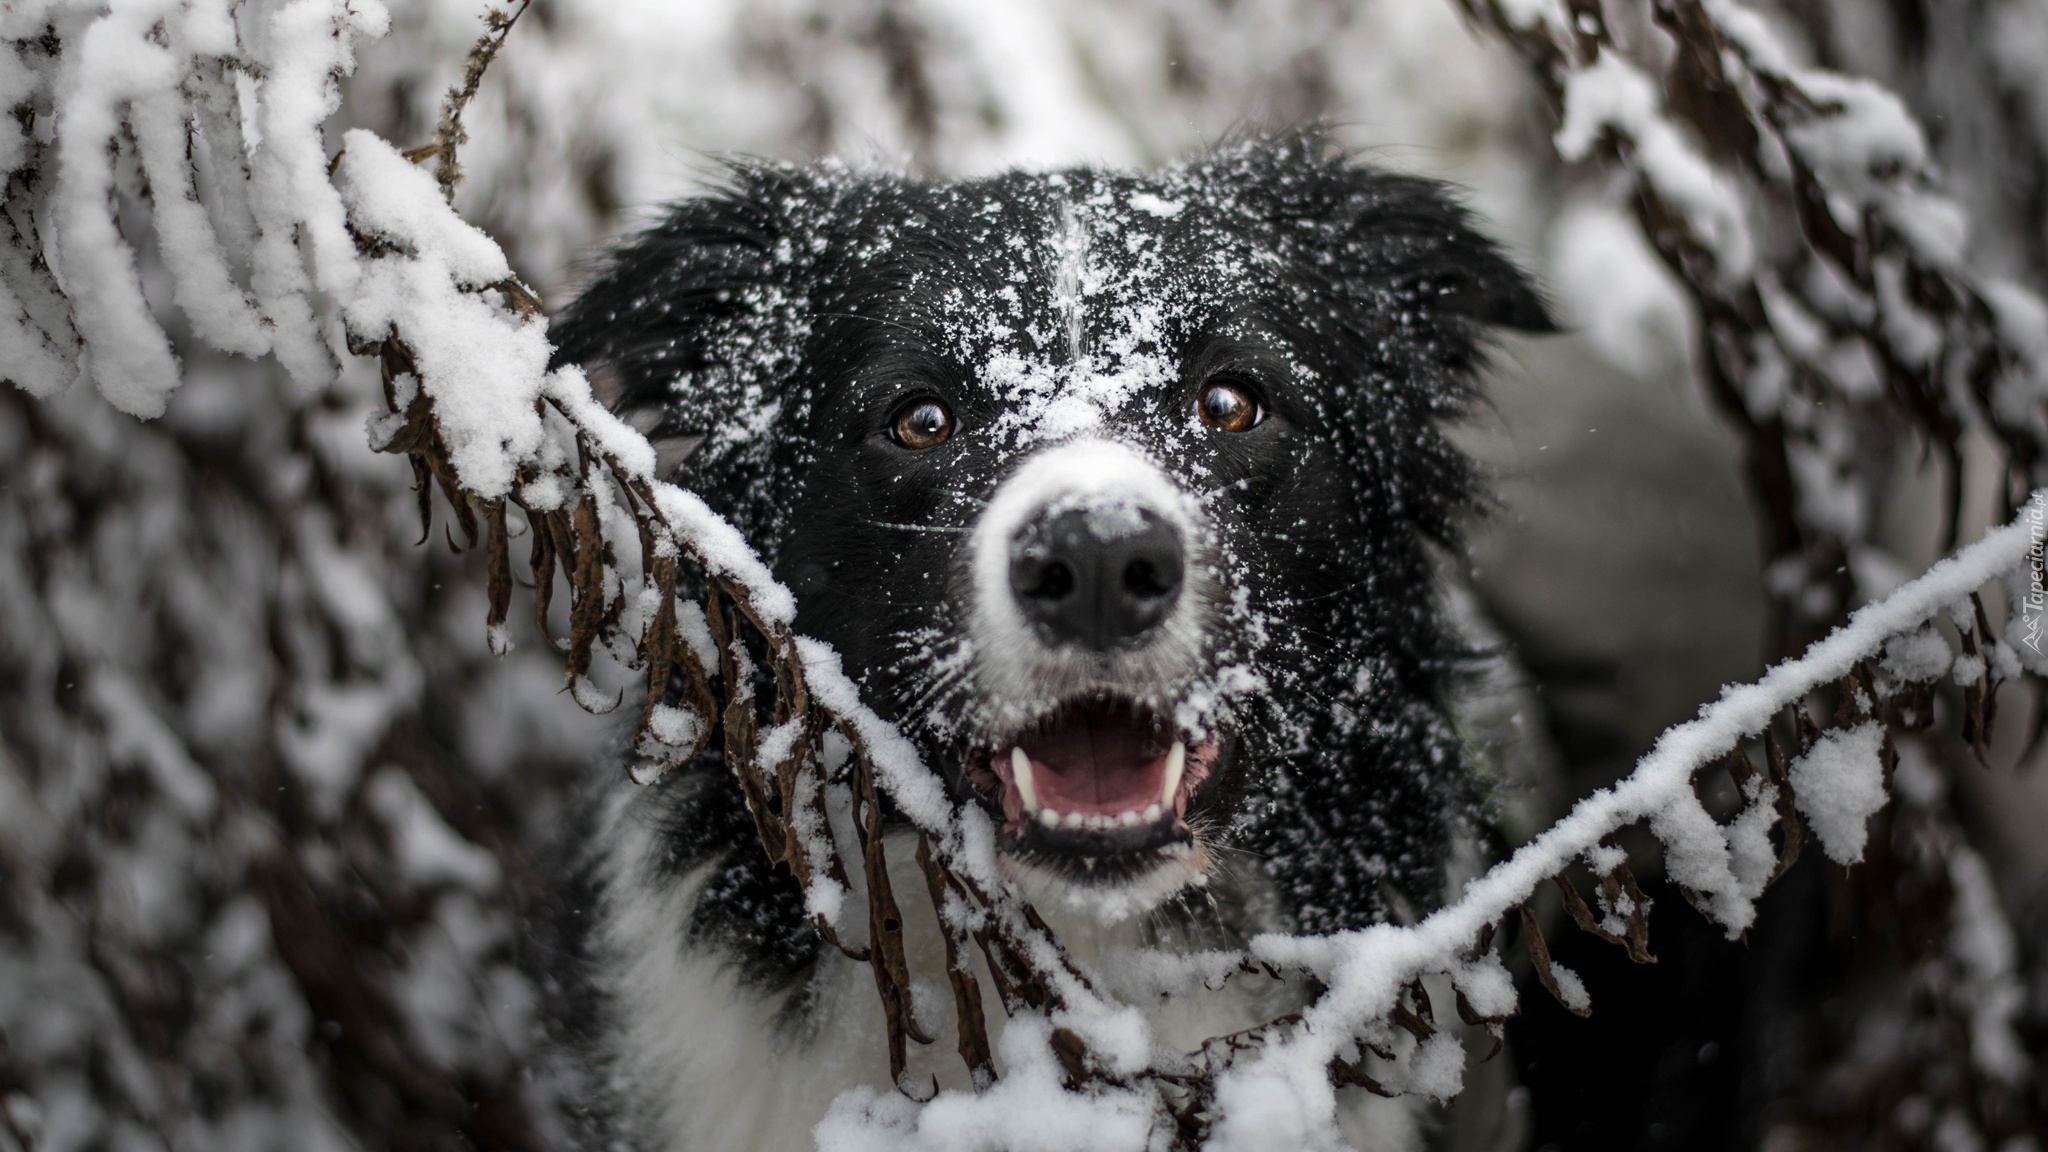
[484,499,511,655]
[1763,728,1805,881]
[918,834,995,1088]
[1520,904,1590,1018]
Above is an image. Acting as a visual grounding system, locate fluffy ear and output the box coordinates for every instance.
[1332,169,1553,333]
[1207,135,1553,336]
[550,162,817,446]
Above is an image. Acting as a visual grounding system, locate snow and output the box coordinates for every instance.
[1545,963,1591,1016]
[336,130,511,285]
[1945,845,2030,1086]
[85,670,219,821]
[816,1020,1156,1152]
[49,0,186,416]
[336,131,550,499]
[1548,199,1694,377]
[365,769,503,892]
[1555,50,1752,281]
[1788,722,1888,866]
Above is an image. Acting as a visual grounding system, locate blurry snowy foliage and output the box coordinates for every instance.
[3,0,2048,1150]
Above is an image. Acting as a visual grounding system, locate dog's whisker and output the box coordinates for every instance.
[815,587,950,610]
[814,310,927,338]
[856,518,968,535]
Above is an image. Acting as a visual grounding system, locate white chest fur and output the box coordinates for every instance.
[586,785,1426,1152]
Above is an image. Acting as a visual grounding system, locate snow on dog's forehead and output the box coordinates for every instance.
[897,173,1247,448]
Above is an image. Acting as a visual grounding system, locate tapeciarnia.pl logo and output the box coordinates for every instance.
[2025,494,2047,655]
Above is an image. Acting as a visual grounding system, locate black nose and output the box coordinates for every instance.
[1008,506,1184,651]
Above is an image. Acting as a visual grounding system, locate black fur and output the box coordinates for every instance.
[549,133,1549,991]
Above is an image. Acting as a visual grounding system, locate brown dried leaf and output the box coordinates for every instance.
[484,499,511,655]
[564,489,606,691]
[917,834,995,1088]
[1520,904,1590,1018]
[1763,727,1805,881]
[1328,1055,1399,1098]
[853,753,934,1090]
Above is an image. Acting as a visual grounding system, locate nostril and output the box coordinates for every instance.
[1123,557,1171,598]
[1020,558,1075,601]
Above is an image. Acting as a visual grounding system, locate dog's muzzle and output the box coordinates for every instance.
[962,440,1229,904]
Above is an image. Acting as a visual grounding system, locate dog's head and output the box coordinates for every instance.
[555,136,1548,930]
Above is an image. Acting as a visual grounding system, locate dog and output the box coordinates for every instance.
[540,133,1552,1151]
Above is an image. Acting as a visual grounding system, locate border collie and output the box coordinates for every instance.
[543,133,1551,1151]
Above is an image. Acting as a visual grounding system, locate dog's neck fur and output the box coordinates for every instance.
[582,775,1429,1152]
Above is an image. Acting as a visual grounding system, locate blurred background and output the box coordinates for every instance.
[4,1,2048,1149]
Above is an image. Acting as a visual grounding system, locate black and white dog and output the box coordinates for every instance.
[543,134,1551,1150]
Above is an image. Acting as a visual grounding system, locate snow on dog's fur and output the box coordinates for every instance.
[540,134,1551,1150]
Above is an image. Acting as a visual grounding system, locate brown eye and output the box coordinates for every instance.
[1197,379,1261,432]
[891,398,955,449]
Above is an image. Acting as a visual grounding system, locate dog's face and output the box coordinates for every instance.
[557,138,1548,930]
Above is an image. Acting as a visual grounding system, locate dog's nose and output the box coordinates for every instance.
[1009,505,1184,651]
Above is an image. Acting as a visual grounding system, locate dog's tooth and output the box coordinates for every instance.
[1160,741,1185,807]
[1142,802,1163,823]
[1038,808,1060,829]
[1010,747,1040,814]
[1063,811,1086,830]
[1117,811,1140,828]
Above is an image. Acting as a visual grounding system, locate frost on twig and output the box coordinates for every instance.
[401,0,534,203]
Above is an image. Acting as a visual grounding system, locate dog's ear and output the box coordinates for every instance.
[550,162,821,464]
[1321,168,1554,334]
[1206,136,1553,337]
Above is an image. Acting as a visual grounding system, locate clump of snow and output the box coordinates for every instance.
[335,131,550,499]
[1943,847,2029,1085]
[1555,50,1752,281]
[365,769,502,892]
[817,1017,1157,1152]
[1882,627,1953,682]
[84,670,218,821]
[1788,722,1888,866]
[1547,199,1694,377]
[1547,962,1591,1016]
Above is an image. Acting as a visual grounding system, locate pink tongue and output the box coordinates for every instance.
[1016,711,1169,816]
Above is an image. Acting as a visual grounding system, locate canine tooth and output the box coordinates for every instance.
[1039,808,1060,829]
[1142,803,1163,822]
[1117,811,1140,828]
[1161,741,1185,807]
[1010,747,1040,813]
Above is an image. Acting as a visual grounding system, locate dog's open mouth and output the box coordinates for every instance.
[965,698,1225,867]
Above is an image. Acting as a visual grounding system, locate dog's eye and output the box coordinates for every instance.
[1197,379,1261,433]
[891,398,955,449]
